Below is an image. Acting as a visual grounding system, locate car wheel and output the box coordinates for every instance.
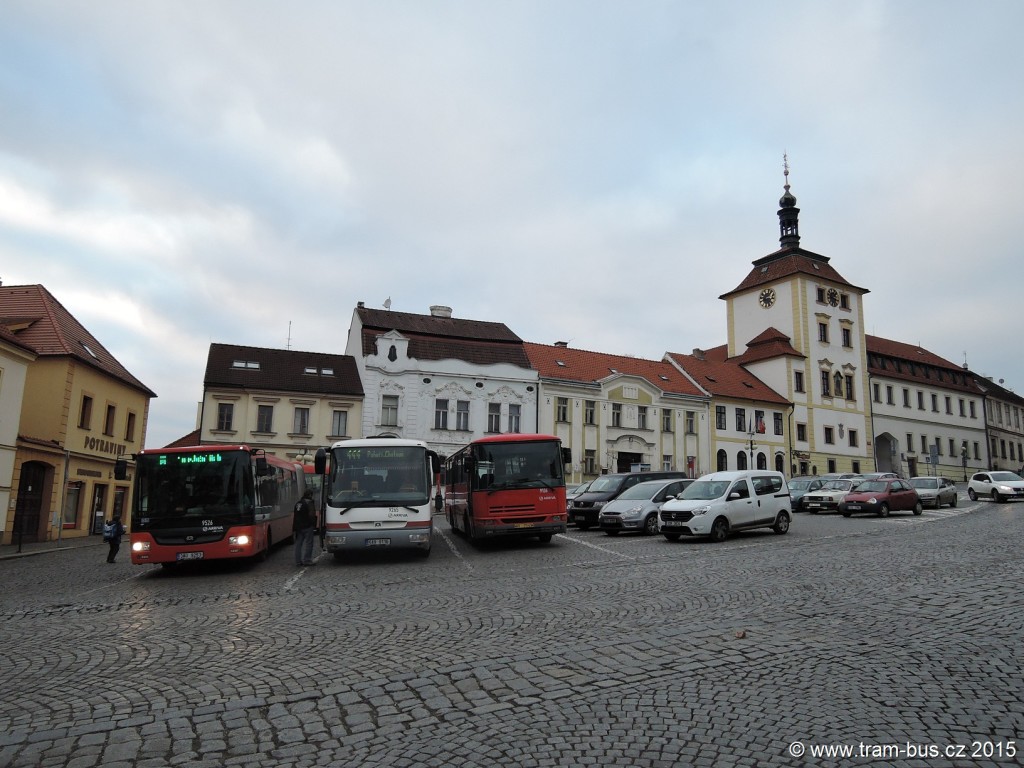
[968,488,978,501]
[604,530,619,536]
[772,511,790,535]
[708,517,729,543]
[576,522,592,531]
[841,511,851,517]
[808,508,817,515]
[663,532,680,542]
[993,490,1004,503]
[643,514,659,535]
[913,501,923,516]
[950,494,957,508]
[878,503,890,518]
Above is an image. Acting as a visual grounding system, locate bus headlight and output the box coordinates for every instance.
[131,541,150,552]
[229,535,251,546]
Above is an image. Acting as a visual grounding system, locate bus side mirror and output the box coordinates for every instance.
[314,447,327,474]
[561,447,572,466]
[428,451,441,475]
[113,458,129,481]
[255,455,270,476]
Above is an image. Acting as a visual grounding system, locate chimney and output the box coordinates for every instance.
[430,305,452,318]
[554,341,569,348]
[357,301,365,308]
[693,348,705,361]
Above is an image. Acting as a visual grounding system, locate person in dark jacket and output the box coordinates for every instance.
[104,514,126,563]
[293,489,318,566]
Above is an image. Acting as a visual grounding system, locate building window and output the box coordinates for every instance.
[841,327,852,347]
[840,294,850,310]
[456,401,470,431]
[331,410,348,437]
[827,458,837,473]
[844,375,854,401]
[124,412,136,442]
[612,403,622,427]
[715,406,726,430]
[973,442,980,459]
[886,386,894,405]
[852,460,861,473]
[931,393,939,412]
[849,429,859,448]
[216,403,233,431]
[556,397,569,423]
[820,371,831,397]
[794,370,805,393]
[293,407,310,435]
[949,438,956,458]
[753,410,765,434]
[717,450,728,471]
[824,426,835,444]
[873,383,881,403]
[103,404,116,436]
[381,395,399,427]
[774,412,783,435]
[1000,440,1007,459]
[508,404,521,433]
[970,401,977,418]
[584,450,597,474]
[959,398,966,417]
[662,410,672,433]
[906,433,914,452]
[685,411,696,434]
[903,389,911,408]
[818,322,829,343]
[816,287,825,303]
[834,372,844,398]
[79,395,93,429]
[945,396,953,415]
[937,439,943,456]
[638,406,648,430]
[737,451,748,470]
[735,409,746,433]
[434,399,449,430]
[797,423,807,442]
[917,391,925,410]
[584,400,596,425]
[488,403,501,433]
[921,434,929,453]
[662,454,672,471]
[257,405,274,432]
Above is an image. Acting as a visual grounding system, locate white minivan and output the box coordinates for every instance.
[658,470,791,542]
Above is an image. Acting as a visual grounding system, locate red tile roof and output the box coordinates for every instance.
[866,335,981,394]
[163,429,200,449]
[524,342,705,397]
[720,248,868,299]
[204,344,364,396]
[664,349,790,405]
[358,306,531,369]
[731,327,805,365]
[0,284,155,396]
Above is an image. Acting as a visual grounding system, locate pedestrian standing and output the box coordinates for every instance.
[293,489,317,566]
[103,514,126,564]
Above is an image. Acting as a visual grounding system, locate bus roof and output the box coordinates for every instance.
[464,434,560,445]
[327,437,429,450]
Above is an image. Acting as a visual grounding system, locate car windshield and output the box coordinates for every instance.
[823,480,853,491]
[990,472,1023,482]
[911,478,939,489]
[568,481,591,496]
[854,481,888,493]
[680,480,731,501]
[617,482,667,501]
[587,475,626,493]
[789,479,814,490]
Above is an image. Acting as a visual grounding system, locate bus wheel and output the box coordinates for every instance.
[257,533,271,562]
[464,514,476,542]
[537,533,552,543]
[160,562,177,569]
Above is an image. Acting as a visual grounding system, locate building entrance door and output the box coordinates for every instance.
[13,462,47,544]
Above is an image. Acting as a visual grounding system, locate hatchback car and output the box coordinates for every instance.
[840,478,922,517]
[598,478,692,535]
[910,477,958,508]
[967,471,1024,502]
[801,478,861,514]
[787,476,825,513]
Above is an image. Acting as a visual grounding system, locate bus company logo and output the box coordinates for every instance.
[374,522,382,528]
[186,535,195,542]
[387,508,408,519]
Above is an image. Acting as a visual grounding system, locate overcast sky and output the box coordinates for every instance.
[2,1,1022,448]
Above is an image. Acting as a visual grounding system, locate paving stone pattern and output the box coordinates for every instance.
[1,501,1022,767]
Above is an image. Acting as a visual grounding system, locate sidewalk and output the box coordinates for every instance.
[0,534,103,561]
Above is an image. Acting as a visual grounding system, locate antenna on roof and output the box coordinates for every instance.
[287,320,292,350]
[384,297,392,310]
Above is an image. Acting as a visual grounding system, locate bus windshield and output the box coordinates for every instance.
[133,450,255,524]
[471,440,565,491]
[328,444,429,507]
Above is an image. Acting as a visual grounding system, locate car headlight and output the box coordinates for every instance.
[997,485,1013,492]
[867,498,878,504]
[693,505,712,516]
[621,505,644,517]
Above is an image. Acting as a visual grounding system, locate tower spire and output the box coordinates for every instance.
[778,152,800,249]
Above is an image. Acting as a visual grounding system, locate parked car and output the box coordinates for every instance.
[599,478,693,535]
[967,471,1024,503]
[801,478,861,514]
[840,478,922,517]
[566,480,593,513]
[818,472,864,482]
[569,471,689,530]
[859,472,900,481]
[909,477,958,508]
[658,470,791,543]
[787,476,825,513]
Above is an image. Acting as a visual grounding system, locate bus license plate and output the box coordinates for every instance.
[366,538,391,547]
[514,523,532,529]
[176,552,204,561]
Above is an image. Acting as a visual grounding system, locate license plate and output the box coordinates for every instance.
[664,520,685,527]
[846,505,860,510]
[513,523,533,529]
[176,551,204,561]
[806,503,821,508]
[366,538,391,546]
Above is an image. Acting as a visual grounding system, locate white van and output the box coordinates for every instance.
[658,470,791,542]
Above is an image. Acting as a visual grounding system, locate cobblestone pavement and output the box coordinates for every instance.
[1,496,1022,767]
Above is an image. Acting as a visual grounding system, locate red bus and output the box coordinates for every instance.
[444,434,570,543]
[118,445,306,566]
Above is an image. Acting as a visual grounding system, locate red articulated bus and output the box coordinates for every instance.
[444,434,570,543]
[119,445,306,567]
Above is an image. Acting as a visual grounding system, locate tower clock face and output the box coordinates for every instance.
[758,288,776,308]
[827,288,840,306]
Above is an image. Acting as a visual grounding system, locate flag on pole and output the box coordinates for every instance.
[756,416,766,434]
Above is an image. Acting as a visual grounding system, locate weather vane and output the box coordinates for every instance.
[783,151,790,188]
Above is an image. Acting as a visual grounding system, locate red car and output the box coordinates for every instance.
[839,478,923,517]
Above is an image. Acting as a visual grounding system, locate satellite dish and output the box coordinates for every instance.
[999,378,1005,384]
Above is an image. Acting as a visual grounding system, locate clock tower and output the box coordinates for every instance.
[718,163,873,476]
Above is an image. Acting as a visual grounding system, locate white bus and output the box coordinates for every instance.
[313,438,442,559]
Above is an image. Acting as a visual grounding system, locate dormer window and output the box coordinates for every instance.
[388,345,398,362]
[232,360,260,369]
[82,342,98,359]
[304,366,317,374]
[321,367,334,376]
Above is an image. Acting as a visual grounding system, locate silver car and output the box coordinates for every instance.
[909,477,958,508]
[599,478,692,535]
